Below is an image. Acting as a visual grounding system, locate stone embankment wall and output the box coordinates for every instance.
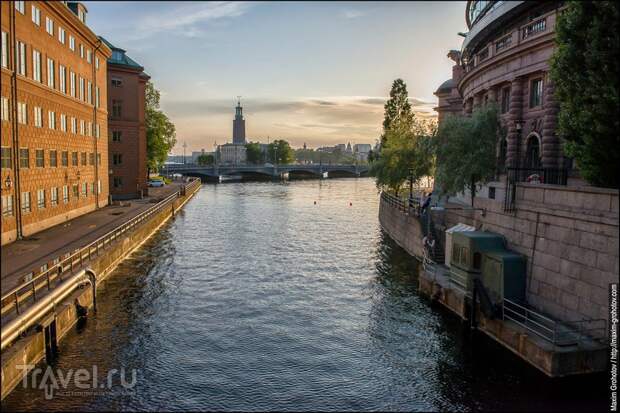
[1,182,200,400]
[378,196,425,259]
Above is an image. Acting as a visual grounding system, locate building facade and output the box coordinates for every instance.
[218,143,246,166]
[102,37,149,200]
[232,97,246,145]
[435,1,571,181]
[1,1,111,245]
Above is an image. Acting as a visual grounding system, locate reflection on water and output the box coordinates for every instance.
[2,179,606,411]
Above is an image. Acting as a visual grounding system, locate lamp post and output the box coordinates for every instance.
[4,174,12,189]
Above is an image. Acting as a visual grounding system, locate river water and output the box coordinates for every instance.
[2,179,607,411]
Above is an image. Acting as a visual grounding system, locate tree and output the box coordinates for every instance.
[145,81,177,171]
[267,139,294,164]
[381,79,414,148]
[370,117,435,195]
[550,1,620,188]
[197,154,214,166]
[245,142,263,164]
[434,104,499,205]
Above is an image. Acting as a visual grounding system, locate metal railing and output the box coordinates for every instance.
[504,167,568,212]
[502,298,607,347]
[1,178,201,318]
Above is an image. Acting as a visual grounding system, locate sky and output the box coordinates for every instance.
[84,1,467,153]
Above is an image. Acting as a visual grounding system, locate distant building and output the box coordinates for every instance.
[353,144,372,161]
[218,143,246,165]
[346,142,352,154]
[102,37,150,200]
[232,97,246,145]
[165,155,185,164]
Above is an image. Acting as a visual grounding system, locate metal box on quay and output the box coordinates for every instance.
[449,231,506,291]
[480,251,527,304]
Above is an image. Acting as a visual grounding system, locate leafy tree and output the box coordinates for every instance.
[381,79,414,148]
[197,154,214,166]
[267,139,294,164]
[245,142,263,164]
[371,117,435,195]
[145,82,176,171]
[550,1,619,188]
[434,104,499,205]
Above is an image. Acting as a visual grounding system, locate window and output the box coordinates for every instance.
[78,9,86,23]
[16,41,26,76]
[72,152,78,166]
[500,87,510,114]
[530,78,543,108]
[82,182,87,196]
[111,78,123,87]
[35,149,44,167]
[97,153,101,166]
[71,117,77,134]
[525,135,541,169]
[50,187,58,206]
[95,124,100,138]
[61,151,68,167]
[80,44,84,59]
[112,131,122,142]
[21,192,31,213]
[34,106,42,127]
[37,189,45,209]
[522,18,546,40]
[15,1,25,14]
[495,35,512,53]
[113,177,123,188]
[69,35,75,51]
[86,122,92,136]
[1,147,11,168]
[95,86,100,108]
[0,96,9,121]
[80,119,85,135]
[33,50,41,82]
[87,49,92,64]
[95,56,99,70]
[31,5,40,25]
[50,150,57,167]
[63,185,69,203]
[1,195,13,217]
[45,17,54,36]
[81,152,87,166]
[58,27,65,44]
[47,58,55,88]
[113,153,123,165]
[72,184,79,199]
[1,31,8,68]
[59,65,66,93]
[60,114,67,132]
[17,102,27,124]
[112,100,122,118]
[70,72,76,97]
[48,111,55,130]
[79,77,84,101]
[87,81,92,104]
[89,152,94,165]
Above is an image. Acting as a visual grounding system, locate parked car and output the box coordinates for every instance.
[148,179,165,187]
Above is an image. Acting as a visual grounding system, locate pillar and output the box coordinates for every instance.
[541,76,561,169]
[473,93,482,110]
[506,77,525,169]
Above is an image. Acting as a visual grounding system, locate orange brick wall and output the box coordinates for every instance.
[1,1,111,245]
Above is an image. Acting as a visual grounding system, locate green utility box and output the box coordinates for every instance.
[449,231,526,304]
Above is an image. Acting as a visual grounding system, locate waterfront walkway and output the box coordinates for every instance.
[1,183,182,295]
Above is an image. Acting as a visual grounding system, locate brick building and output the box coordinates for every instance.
[101,37,149,199]
[1,1,111,245]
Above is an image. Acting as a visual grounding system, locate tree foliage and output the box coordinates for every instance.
[197,154,214,166]
[550,1,619,188]
[245,142,263,164]
[434,104,499,205]
[370,117,435,195]
[267,140,294,164]
[145,82,177,171]
[381,79,414,148]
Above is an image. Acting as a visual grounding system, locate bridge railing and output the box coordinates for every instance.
[1,178,201,319]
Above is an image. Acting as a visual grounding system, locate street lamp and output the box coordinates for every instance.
[4,175,12,189]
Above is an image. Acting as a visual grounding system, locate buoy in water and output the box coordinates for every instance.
[314,201,317,205]
[349,202,352,206]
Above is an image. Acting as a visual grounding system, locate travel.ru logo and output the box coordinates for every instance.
[17,364,138,400]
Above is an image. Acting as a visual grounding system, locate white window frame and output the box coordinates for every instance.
[69,35,75,52]
[1,31,8,68]
[1,195,13,217]
[46,17,54,36]
[15,1,25,14]
[37,189,46,209]
[31,5,41,25]
[34,106,42,128]
[59,65,66,93]
[16,41,26,76]
[70,72,76,97]
[17,102,27,124]
[95,56,99,70]
[60,113,67,132]
[48,111,56,130]
[71,117,77,134]
[87,49,92,64]
[0,97,9,121]
[58,27,65,44]
[47,58,55,88]
[80,119,85,135]
[21,192,31,214]
[79,77,84,101]
[80,44,84,59]
[33,50,41,82]
[63,186,69,204]
[50,187,58,206]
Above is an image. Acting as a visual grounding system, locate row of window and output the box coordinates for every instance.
[474,77,544,115]
[0,147,101,169]
[0,97,101,137]
[13,1,99,68]
[1,180,102,217]
[1,33,100,108]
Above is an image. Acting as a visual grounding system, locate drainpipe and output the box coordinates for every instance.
[92,38,102,209]
[9,2,22,239]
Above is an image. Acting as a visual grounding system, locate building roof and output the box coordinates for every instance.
[99,36,144,70]
[435,78,455,94]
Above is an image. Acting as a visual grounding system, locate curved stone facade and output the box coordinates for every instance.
[435,1,568,173]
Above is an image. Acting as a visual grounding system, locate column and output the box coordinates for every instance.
[506,77,524,169]
[541,76,561,169]
[473,93,482,110]
[487,87,497,105]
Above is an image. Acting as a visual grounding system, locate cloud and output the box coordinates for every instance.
[342,9,365,19]
[132,1,253,40]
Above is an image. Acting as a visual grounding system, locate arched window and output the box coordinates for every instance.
[525,134,541,169]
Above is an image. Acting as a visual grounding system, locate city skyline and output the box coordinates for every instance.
[84,1,466,152]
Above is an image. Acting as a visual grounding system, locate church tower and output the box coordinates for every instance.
[232,97,246,144]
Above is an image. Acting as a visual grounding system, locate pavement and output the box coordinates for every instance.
[1,183,182,296]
